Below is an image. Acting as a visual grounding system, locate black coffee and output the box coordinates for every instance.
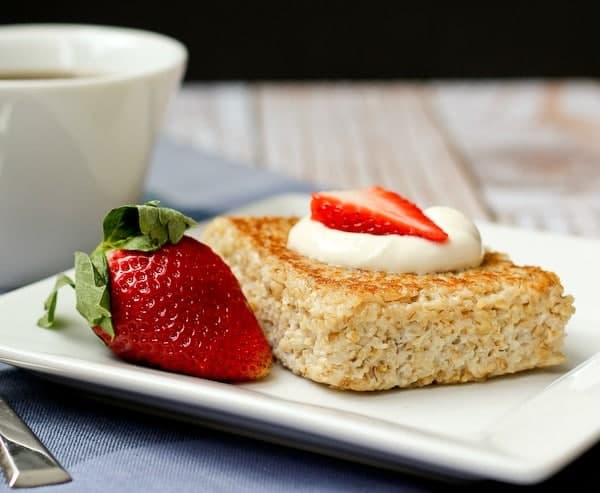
[0,71,91,80]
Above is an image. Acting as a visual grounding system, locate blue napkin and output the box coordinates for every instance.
[0,140,596,492]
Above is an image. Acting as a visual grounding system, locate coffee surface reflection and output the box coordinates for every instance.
[0,71,96,80]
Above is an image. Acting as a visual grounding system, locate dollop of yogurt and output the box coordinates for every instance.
[287,207,484,274]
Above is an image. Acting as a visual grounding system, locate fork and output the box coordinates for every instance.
[0,397,71,488]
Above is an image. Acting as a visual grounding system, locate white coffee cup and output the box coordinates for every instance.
[0,25,187,289]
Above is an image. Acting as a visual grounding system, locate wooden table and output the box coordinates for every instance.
[164,82,600,237]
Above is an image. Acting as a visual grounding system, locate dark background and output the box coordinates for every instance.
[3,3,598,80]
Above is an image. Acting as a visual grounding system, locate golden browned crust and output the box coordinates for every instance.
[202,216,575,391]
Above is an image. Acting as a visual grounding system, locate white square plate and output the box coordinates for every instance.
[0,194,598,484]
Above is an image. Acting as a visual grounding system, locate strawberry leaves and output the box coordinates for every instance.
[74,251,114,338]
[37,274,75,328]
[97,201,196,253]
[38,201,196,339]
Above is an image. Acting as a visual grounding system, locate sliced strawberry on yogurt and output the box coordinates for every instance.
[310,186,448,242]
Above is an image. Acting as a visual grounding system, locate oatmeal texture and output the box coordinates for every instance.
[202,216,575,391]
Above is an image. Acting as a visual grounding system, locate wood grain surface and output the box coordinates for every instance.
[164,82,600,237]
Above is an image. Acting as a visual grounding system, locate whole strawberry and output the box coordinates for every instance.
[38,201,272,381]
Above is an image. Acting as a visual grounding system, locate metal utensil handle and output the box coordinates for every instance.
[0,398,71,488]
